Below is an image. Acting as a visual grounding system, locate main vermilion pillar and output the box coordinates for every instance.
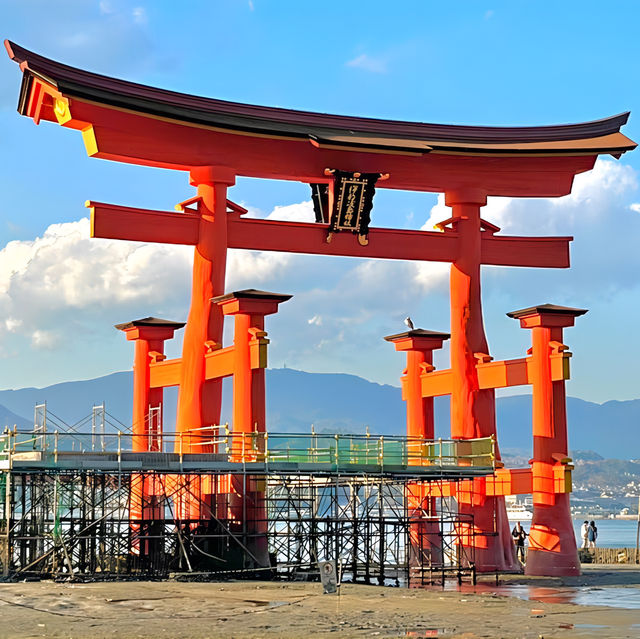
[508,304,586,576]
[176,166,235,449]
[446,189,519,572]
[385,329,450,567]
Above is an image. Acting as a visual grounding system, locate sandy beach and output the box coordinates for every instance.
[0,567,639,639]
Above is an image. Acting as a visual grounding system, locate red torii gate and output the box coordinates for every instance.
[5,40,636,576]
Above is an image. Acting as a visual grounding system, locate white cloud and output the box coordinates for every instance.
[0,207,296,353]
[227,249,291,287]
[265,201,315,223]
[131,7,147,24]
[346,54,387,74]
[0,218,191,308]
[5,318,21,332]
[474,159,640,298]
[630,203,640,213]
[31,330,60,350]
[549,158,637,217]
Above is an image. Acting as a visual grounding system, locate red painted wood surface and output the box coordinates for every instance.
[70,99,597,194]
[511,308,584,576]
[175,175,231,454]
[89,201,572,268]
[446,190,518,572]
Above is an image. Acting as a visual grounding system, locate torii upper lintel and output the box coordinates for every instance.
[5,40,636,197]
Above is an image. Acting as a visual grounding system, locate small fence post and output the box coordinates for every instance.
[253,422,259,461]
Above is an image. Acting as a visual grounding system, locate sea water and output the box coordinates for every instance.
[507,518,639,548]
[571,518,639,548]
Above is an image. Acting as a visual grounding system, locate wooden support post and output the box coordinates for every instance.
[176,167,235,448]
[115,318,184,553]
[385,329,449,442]
[508,304,587,576]
[385,329,450,567]
[213,289,291,567]
[115,319,184,452]
[445,188,519,573]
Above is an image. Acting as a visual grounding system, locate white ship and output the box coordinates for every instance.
[506,501,534,521]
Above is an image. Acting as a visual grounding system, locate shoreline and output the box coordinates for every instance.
[572,515,639,521]
[0,567,639,638]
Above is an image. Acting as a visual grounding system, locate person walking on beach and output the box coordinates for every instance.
[587,520,598,549]
[580,520,589,549]
[511,521,528,563]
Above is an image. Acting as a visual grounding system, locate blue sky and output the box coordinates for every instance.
[0,1,639,404]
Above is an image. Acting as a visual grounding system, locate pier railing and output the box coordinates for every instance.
[0,427,496,469]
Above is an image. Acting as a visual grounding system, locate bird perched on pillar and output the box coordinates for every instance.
[404,316,414,330]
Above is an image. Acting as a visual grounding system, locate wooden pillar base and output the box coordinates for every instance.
[525,495,580,576]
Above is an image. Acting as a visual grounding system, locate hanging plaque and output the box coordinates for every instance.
[328,170,378,245]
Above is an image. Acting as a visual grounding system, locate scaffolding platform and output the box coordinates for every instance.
[1,429,495,585]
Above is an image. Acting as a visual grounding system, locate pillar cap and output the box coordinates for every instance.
[384,329,450,343]
[114,317,186,331]
[506,304,588,320]
[211,289,292,305]
[189,165,236,186]
[213,289,292,316]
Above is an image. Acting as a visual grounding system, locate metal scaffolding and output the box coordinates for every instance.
[0,425,494,585]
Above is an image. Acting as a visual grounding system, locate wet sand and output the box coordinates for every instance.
[0,567,638,638]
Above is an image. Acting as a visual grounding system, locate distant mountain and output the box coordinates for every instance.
[0,368,638,459]
[0,372,139,429]
[0,404,31,430]
[495,394,640,459]
[265,368,405,435]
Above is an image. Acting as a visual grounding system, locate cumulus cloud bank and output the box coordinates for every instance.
[0,213,293,353]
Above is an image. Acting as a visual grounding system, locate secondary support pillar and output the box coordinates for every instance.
[385,329,450,567]
[384,329,450,440]
[508,304,587,576]
[116,317,184,558]
[445,189,519,572]
[176,166,235,448]
[214,289,292,567]
[115,318,185,452]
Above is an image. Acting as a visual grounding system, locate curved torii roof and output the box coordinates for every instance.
[5,40,636,196]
